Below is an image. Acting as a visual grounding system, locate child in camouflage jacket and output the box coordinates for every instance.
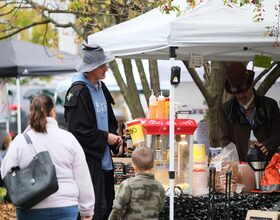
[109,146,165,220]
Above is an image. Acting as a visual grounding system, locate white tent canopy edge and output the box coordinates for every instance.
[88,0,280,61]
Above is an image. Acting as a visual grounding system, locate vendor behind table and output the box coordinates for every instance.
[219,62,280,162]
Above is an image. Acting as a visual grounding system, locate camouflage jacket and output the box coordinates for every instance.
[109,173,166,220]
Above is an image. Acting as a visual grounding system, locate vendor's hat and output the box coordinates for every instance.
[76,43,114,73]
[225,62,255,94]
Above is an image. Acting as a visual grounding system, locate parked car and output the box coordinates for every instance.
[7,85,66,138]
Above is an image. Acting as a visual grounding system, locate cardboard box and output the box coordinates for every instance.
[246,210,280,220]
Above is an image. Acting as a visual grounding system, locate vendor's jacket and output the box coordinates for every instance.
[109,173,166,220]
[64,81,119,160]
[219,90,280,162]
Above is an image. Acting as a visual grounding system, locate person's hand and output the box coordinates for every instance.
[255,143,269,156]
[115,144,123,156]
[117,136,124,147]
[80,215,92,220]
[108,133,123,146]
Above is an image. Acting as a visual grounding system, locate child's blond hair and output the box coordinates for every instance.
[132,147,154,171]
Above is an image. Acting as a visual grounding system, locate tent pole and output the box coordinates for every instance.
[16,77,21,134]
[169,46,178,220]
[6,121,9,134]
[169,75,175,220]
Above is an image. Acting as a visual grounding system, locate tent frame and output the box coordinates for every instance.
[169,47,194,220]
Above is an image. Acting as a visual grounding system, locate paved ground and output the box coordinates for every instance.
[0,202,16,220]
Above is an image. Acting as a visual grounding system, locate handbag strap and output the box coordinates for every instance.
[23,133,38,155]
[23,133,32,144]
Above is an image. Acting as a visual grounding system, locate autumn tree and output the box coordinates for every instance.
[0,0,159,119]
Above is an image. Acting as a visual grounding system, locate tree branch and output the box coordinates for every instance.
[0,7,17,16]
[257,63,280,95]
[0,19,51,40]
[23,0,120,17]
[254,62,278,84]
[183,60,211,100]
[135,59,150,104]
[0,1,23,9]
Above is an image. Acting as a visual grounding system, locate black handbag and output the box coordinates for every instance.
[3,133,59,209]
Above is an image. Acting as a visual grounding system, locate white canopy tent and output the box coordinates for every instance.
[88,0,280,219]
[88,0,280,61]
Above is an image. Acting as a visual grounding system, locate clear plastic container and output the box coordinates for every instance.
[237,162,256,192]
[192,170,208,195]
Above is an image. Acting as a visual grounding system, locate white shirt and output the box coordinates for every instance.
[0,117,95,216]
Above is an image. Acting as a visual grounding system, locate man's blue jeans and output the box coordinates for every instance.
[16,205,78,220]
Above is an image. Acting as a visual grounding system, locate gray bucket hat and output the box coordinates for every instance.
[76,43,114,73]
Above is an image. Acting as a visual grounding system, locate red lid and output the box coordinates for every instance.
[127,120,141,126]
[135,118,198,135]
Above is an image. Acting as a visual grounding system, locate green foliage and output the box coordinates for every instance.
[155,0,264,14]
[0,4,58,48]
[0,188,6,201]
[1,0,153,41]
[153,0,177,14]
[68,1,84,11]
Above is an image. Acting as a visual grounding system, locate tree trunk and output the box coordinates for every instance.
[207,106,221,147]
[183,61,227,148]
[206,62,228,147]
[110,59,145,119]
[135,59,150,104]
[149,60,160,95]
[123,59,145,118]
[256,63,280,95]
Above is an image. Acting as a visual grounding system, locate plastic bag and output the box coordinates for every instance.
[261,152,280,192]
[209,142,239,193]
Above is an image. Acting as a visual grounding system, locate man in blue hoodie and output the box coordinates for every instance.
[64,43,123,220]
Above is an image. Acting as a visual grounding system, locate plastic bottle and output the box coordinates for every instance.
[157,92,165,119]
[149,89,157,119]
[164,97,170,119]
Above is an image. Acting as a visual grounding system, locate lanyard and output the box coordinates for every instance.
[247,106,256,127]
[239,105,256,127]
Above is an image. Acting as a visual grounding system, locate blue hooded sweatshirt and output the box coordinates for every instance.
[72,73,112,170]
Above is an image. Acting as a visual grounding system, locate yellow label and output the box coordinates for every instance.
[127,122,145,144]
[193,144,206,156]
